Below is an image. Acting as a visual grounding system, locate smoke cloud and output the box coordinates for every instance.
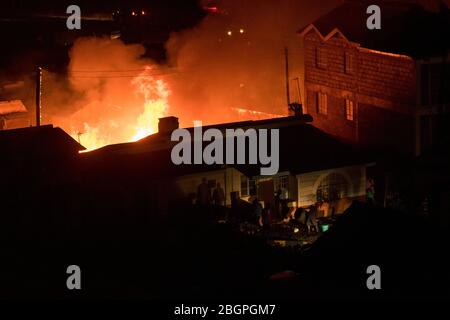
[43,0,339,149]
[45,37,168,149]
[165,0,338,125]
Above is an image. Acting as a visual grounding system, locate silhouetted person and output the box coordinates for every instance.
[197,177,211,205]
[262,203,271,236]
[306,204,319,235]
[252,199,263,226]
[274,187,282,221]
[366,178,375,205]
[213,182,225,206]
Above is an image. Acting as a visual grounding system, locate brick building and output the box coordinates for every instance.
[298,1,450,156]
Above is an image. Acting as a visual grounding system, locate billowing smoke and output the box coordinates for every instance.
[165,0,338,125]
[43,0,339,149]
[45,38,169,150]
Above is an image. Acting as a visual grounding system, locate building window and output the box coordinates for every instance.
[316,46,327,69]
[241,175,257,196]
[316,92,327,115]
[274,175,289,199]
[241,175,248,196]
[345,99,354,121]
[316,173,348,202]
[344,52,354,74]
[249,179,257,196]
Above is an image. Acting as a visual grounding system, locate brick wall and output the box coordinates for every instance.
[358,48,416,106]
[302,28,417,154]
[304,32,359,93]
[306,89,356,143]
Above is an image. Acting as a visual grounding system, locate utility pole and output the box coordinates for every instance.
[285,47,291,108]
[293,77,302,105]
[35,66,42,127]
[285,47,304,116]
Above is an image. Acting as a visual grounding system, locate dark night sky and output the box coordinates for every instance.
[2,1,446,110]
[1,0,448,75]
[0,0,205,74]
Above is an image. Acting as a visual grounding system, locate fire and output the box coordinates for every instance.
[71,66,169,151]
[231,107,284,120]
[130,67,169,141]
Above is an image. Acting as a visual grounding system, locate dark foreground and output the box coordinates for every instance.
[1,198,449,301]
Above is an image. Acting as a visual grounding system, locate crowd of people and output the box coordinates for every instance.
[196,177,225,206]
[194,178,327,236]
[244,185,325,237]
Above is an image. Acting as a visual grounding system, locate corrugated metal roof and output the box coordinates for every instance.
[0,100,27,115]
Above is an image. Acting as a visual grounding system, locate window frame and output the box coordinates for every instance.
[240,175,257,197]
[345,98,354,121]
[316,92,328,115]
[316,173,349,202]
[316,46,328,69]
[344,52,354,74]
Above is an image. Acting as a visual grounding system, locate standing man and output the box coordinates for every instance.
[197,177,211,205]
[213,182,225,206]
[306,204,319,235]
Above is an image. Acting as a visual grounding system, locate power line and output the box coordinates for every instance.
[66,70,181,78]
[68,68,158,73]
[67,51,288,75]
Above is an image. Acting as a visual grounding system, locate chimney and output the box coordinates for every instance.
[158,116,179,134]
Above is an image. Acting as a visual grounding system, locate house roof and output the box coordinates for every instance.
[0,124,86,155]
[80,115,371,180]
[298,0,450,58]
[0,100,27,115]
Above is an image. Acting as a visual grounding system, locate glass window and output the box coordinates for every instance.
[344,52,354,74]
[240,175,248,196]
[317,173,348,202]
[241,175,257,197]
[317,92,327,115]
[316,46,327,69]
[345,99,354,121]
[274,175,289,199]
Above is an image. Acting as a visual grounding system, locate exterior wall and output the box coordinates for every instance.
[288,174,298,202]
[357,48,415,106]
[306,88,357,143]
[296,164,368,208]
[254,172,298,205]
[174,167,242,206]
[414,55,450,155]
[358,102,414,153]
[302,28,417,154]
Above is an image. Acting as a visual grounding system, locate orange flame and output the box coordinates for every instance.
[70,66,169,151]
[130,67,169,141]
